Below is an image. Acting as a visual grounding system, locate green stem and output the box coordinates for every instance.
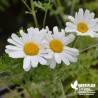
[59,79,66,98]
[43,11,47,28]
[21,0,31,12]
[30,0,38,27]
[55,15,63,28]
[56,0,66,23]
[70,0,76,15]
[80,43,98,53]
[71,36,78,47]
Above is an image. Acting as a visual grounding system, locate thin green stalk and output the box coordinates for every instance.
[55,15,63,28]
[22,0,31,12]
[80,43,98,53]
[70,0,76,15]
[59,79,66,98]
[43,11,47,28]
[71,36,78,47]
[56,0,66,23]
[30,0,38,27]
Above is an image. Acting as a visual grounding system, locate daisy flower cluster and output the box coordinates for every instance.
[5,26,79,71]
[5,8,98,71]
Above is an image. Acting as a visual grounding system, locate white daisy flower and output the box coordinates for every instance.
[44,26,79,69]
[65,8,98,37]
[5,27,47,71]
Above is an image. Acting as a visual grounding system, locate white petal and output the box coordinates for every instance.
[75,12,78,24]
[76,30,95,37]
[88,19,98,28]
[93,33,98,37]
[45,26,50,32]
[5,49,15,54]
[64,46,79,56]
[73,57,78,61]
[20,30,32,43]
[83,9,90,22]
[39,49,50,54]
[7,39,22,47]
[66,22,76,28]
[90,24,98,31]
[46,59,51,65]
[84,9,95,24]
[40,40,49,48]
[68,16,75,23]
[45,33,53,42]
[62,34,75,45]
[22,34,31,43]
[53,26,60,39]
[65,49,78,56]
[35,28,39,33]
[27,27,34,33]
[50,58,56,69]
[19,30,26,37]
[61,54,70,65]
[77,8,84,22]
[23,57,31,71]
[31,56,38,67]
[54,53,61,64]
[58,30,65,40]
[86,13,95,24]
[11,34,24,45]
[65,27,76,32]
[41,53,53,59]
[6,45,23,51]
[53,26,59,33]
[87,32,96,38]
[48,33,53,41]
[38,56,47,65]
[61,29,65,36]
[9,51,26,58]
[63,52,77,62]
[32,33,45,44]
[39,49,53,59]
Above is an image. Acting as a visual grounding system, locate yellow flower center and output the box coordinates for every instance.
[24,42,39,55]
[77,23,88,33]
[49,39,63,53]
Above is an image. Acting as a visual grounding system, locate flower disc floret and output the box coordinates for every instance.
[49,39,63,53]
[77,23,88,33]
[24,42,39,55]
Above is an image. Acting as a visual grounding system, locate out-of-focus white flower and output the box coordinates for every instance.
[65,8,98,37]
